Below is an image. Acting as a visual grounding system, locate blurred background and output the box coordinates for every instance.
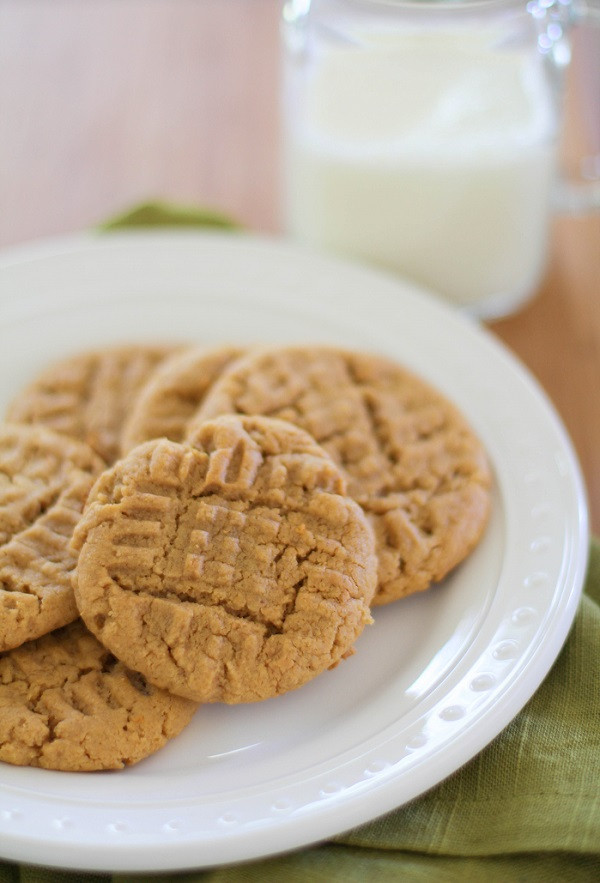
[0,0,281,245]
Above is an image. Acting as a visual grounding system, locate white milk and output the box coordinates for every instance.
[283,32,558,314]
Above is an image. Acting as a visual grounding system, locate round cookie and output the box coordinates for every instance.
[0,620,197,771]
[121,344,245,454]
[72,415,377,704]
[0,423,104,652]
[6,343,180,463]
[188,345,492,605]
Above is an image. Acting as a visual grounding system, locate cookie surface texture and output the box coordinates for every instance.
[0,620,197,771]
[0,424,103,652]
[72,415,377,703]
[121,344,245,453]
[6,344,179,463]
[189,346,492,605]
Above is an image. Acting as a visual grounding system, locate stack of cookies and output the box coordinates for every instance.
[0,343,491,771]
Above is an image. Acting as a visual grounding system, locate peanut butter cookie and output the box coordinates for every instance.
[6,344,180,463]
[72,415,377,703]
[0,423,103,652]
[0,620,197,771]
[189,346,492,605]
[121,344,245,453]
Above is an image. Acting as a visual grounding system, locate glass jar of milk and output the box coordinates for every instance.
[281,0,599,319]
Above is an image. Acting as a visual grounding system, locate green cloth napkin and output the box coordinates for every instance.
[1,202,598,882]
[96,200,241,232]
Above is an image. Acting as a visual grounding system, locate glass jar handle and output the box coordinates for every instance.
[529,0,600,213]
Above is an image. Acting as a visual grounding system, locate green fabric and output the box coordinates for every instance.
[1,203,598,881]
[97,199,240,232]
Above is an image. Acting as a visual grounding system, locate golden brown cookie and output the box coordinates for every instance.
[188,346,492,605]
[0,620,198,771]
[6,344,180,463]
[72,415,377,704]
[121,344,245,454]
[0,423,104,652]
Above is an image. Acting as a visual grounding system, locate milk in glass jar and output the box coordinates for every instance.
[281,0,600,318]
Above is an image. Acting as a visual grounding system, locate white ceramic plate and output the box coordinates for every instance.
[0,232,588,873]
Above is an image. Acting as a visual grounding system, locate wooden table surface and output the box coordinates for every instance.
[1,0,598,534]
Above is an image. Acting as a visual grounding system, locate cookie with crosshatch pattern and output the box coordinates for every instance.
[120,344,246,453]
[0,619,197,771]
[0,423,104,652]
[71,414,377,704]
[6,343,181,464]
[188,345,492,605]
